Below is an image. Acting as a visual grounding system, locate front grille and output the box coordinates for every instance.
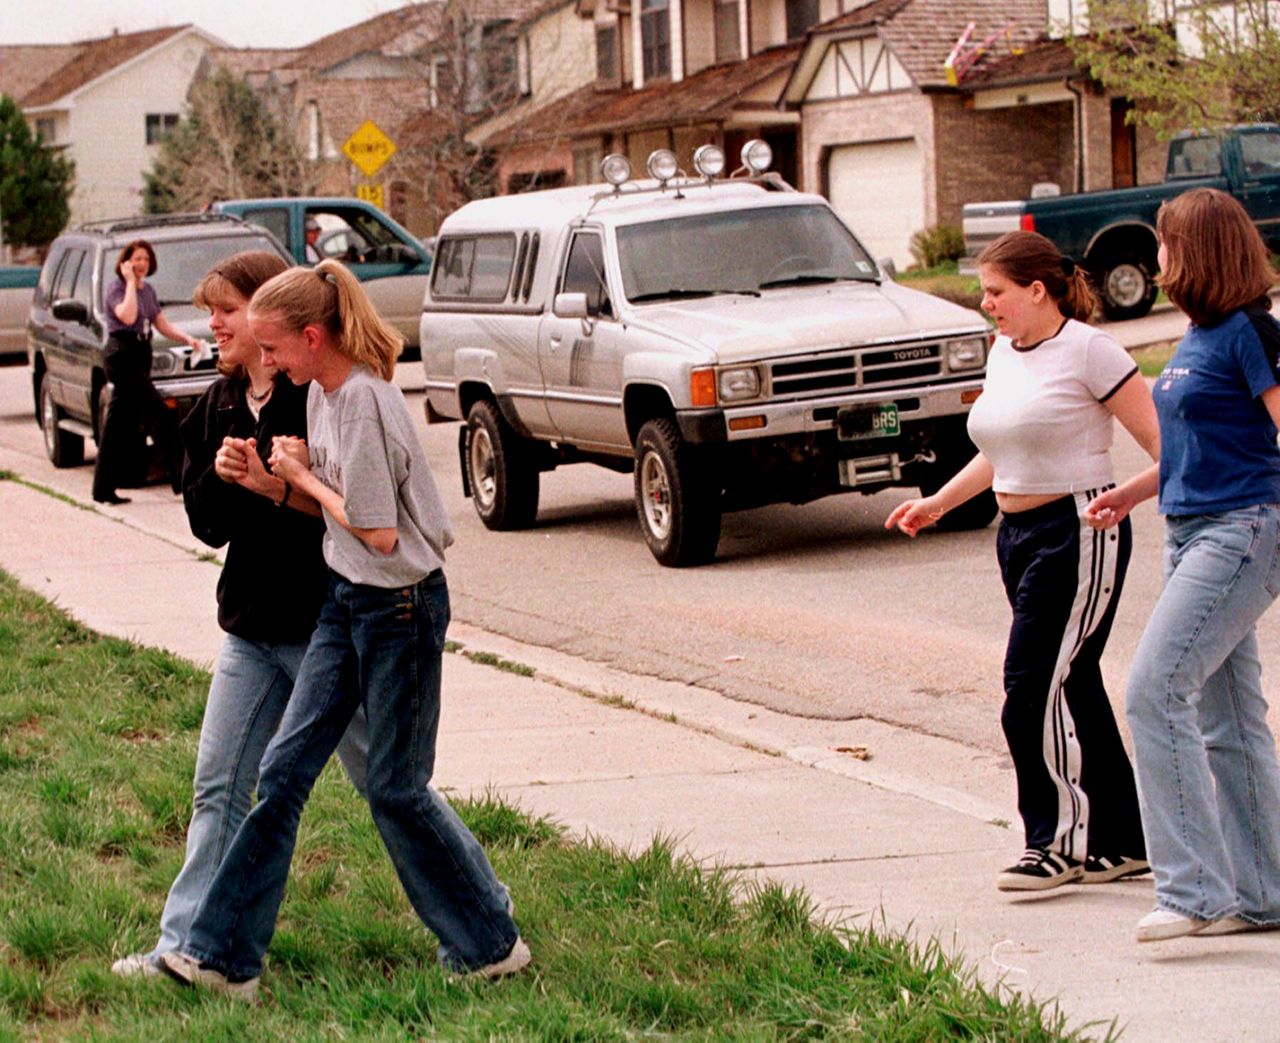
[770,341,944,398]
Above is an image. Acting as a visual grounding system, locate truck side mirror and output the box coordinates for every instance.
[52,298,89,324]
[553,292,590,319]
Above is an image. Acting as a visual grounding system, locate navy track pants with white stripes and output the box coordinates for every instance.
[996,492,1146,861]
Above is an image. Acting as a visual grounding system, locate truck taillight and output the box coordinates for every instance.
[1019,213,1036,233]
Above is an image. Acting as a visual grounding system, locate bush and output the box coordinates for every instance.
[909,224,966,269]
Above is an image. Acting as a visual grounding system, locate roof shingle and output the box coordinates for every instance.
[20,26,191,108]
[482,42,804,147]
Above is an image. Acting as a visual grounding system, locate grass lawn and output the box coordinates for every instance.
[0,569,1096,1041]
[895,261,983,312]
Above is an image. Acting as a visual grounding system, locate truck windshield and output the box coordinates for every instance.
[104,234,286,306]
[617,204,879,304]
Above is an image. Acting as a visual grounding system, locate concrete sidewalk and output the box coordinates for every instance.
[0,476,1275,1042]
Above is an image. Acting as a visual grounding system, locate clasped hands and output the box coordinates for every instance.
[214,435,309,495]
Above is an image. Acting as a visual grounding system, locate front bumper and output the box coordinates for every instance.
[677,378,984,444]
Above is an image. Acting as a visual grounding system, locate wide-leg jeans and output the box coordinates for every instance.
[154,633,370,955]
[1126,504,1280,925]
[183,570,518,979]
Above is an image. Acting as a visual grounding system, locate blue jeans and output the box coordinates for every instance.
[153,634,369,955]
[1126,504,1280,925]
[183,570,518,979]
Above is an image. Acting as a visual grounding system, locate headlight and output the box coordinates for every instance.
[718,366,762,402]
[740,139,772,174]
[150,350,179,376]
[600,153,631,185]
[646,148,679,183]
[945,336,986,371]
[693,144,725,178]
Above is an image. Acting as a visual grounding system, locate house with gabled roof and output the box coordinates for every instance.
[779,0,1169,266]
[0,26,224,223]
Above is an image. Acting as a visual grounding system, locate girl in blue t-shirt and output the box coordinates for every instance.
[1087,187,1280,943]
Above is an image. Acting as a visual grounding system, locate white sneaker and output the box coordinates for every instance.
[462,937,531,980]
[158,951,260,1002]
[1135,908,1209,943]
[110,953,161,978]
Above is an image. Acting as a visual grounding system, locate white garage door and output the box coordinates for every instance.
[827,139,925,271]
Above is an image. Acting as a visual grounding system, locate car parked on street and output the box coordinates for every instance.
[422,144,994,566]
[962,123,1280,320]
[1,266,40,359]
[28,212,290,470]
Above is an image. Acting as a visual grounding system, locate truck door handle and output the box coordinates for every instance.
[548,335,562,350]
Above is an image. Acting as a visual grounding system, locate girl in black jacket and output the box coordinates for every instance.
[110,251,369,978]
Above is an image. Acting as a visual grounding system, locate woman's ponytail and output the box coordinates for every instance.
[316,259,403,380]
[1062,265,1097,323]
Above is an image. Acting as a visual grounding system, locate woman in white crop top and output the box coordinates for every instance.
[887,231,1160,893]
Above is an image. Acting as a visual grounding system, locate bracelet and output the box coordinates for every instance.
[275,482,291,508]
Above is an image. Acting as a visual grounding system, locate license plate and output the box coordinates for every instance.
[836,403,899,440]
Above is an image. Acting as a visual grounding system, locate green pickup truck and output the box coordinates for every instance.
[212,197,431,351]
[962,123,1280,320]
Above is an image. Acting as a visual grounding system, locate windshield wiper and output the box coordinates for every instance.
[629,287,761,303]
[757,274,874,290]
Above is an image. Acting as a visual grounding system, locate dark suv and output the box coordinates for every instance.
[28,213,290,469]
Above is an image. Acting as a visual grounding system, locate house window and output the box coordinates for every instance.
[641,0,671,80]
[714,0,741,62]
[35,117,56,143]
[145,113,179,144]
[596,24,619,83]
[785,0,819,41]
[574,145,603,184]
[481,22,520,109]
[430,56,453,109]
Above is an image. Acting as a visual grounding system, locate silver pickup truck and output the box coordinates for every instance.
[421,145,995,566]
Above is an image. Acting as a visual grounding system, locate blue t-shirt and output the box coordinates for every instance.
[105,278,160,336]
[1153,306,1280,515]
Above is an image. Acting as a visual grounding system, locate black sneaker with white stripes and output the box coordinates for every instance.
[1081,854,1150,883]
[997,847,1084,891]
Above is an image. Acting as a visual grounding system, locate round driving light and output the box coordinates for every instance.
[600,153,632,185]
[646,148,679,182]
[692,144,726,178]
[740,139,773,174]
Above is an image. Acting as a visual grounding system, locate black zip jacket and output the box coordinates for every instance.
[179,376,327,643]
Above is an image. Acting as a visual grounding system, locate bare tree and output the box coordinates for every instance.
[143,68,319,212]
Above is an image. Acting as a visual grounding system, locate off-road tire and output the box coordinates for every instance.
[633,418,721,567]
[465,399,539,530]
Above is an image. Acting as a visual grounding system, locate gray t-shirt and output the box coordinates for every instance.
[306,366,454,587]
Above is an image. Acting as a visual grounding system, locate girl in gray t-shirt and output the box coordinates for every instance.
[160,260,528,997]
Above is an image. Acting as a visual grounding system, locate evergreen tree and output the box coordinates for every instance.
[0,94,74,249]
[143,68,316,212]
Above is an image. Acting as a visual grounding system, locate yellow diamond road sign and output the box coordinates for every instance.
[342,120,396,178]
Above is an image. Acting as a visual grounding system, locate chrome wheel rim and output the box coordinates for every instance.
[1105,263,1146,309]
[640,451,672,540]
[469,425,497,510]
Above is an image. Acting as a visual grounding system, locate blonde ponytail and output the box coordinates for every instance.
[249,259,404,380]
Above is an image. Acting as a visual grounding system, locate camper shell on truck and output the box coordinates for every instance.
[421,145,996,566]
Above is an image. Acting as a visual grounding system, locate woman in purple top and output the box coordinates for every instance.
[92,238,203,505]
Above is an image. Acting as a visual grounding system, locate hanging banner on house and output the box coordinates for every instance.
[343,120,397,178]
[356,183,385,210]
